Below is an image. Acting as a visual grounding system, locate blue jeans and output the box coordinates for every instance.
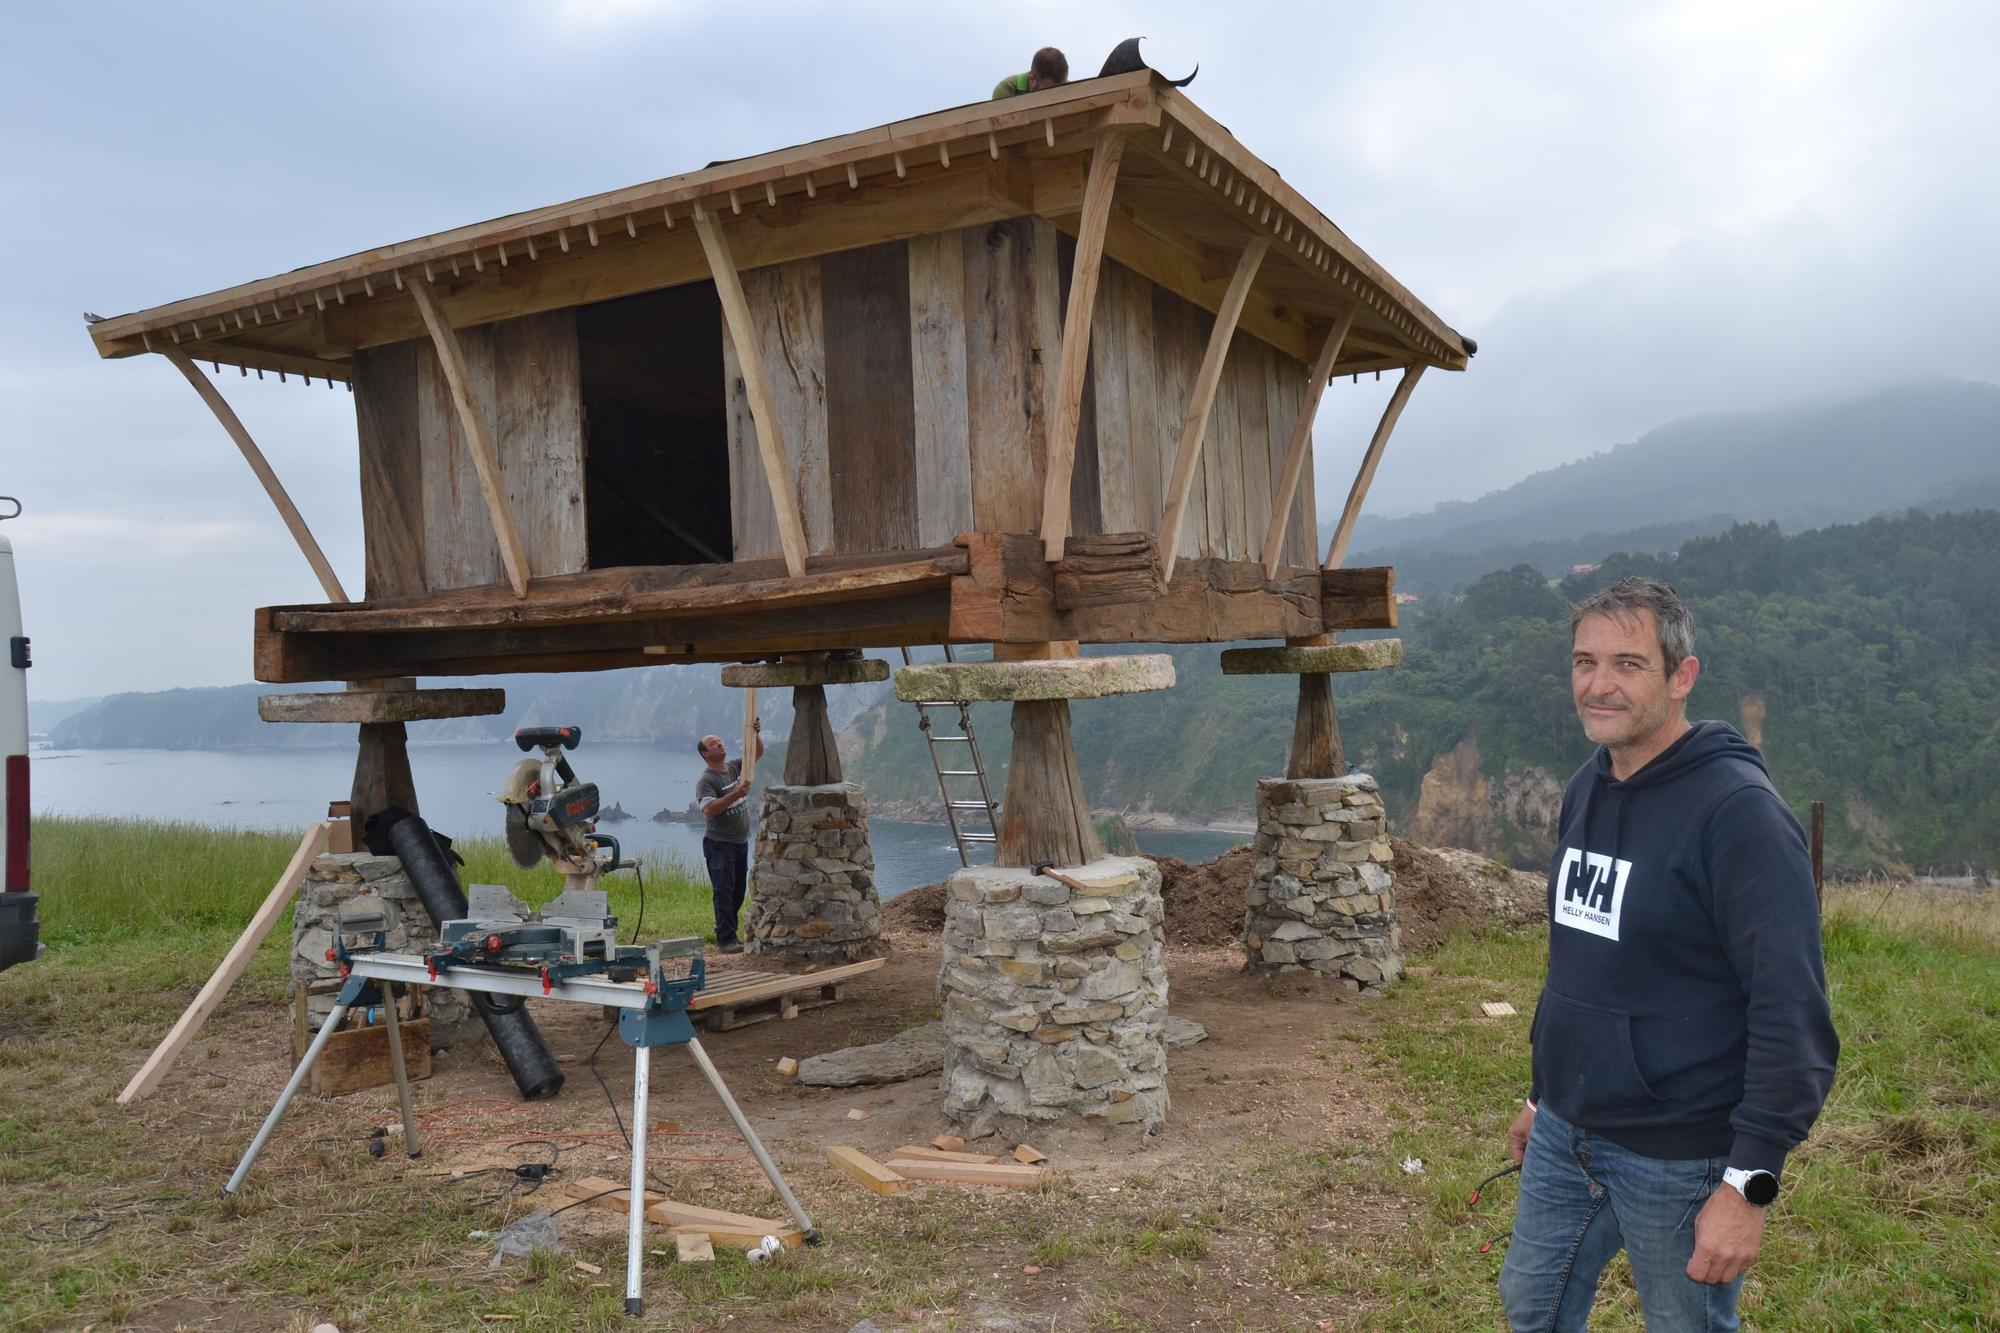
[702,837,748,946]
[1499,1103,1743,1332]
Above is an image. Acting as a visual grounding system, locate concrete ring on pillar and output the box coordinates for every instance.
[892,653,1175,703]
[719,659,890,688]
[1217,639,1402,675]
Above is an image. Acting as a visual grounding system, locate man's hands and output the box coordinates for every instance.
[1686,1183,1766,1284]
[1507,1103,1536,1165]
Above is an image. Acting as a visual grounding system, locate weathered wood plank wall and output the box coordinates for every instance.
[717,223,1319,564]
[353,309,586,595]
[351,223,1322,592]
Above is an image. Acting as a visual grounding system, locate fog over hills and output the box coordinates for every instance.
[1346,380,2000,589]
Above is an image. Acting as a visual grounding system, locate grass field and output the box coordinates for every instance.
[2,819,1994,1330]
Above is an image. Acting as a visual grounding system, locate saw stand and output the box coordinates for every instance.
[225,940,820,1317]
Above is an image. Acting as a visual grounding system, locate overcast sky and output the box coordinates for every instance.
[4,1,1995,700]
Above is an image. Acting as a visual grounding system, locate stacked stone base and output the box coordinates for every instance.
[746,783,883,963]
[291,853,480,1046]
[1243,775,1403,989]
[939,857,1168,1132]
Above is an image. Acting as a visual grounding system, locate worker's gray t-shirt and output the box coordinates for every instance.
[695,759,749,843]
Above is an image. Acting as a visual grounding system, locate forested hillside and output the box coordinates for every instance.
[1347,380,2000,590]
[841,509,2000,874]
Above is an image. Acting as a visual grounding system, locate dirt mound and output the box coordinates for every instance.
[882,880,948,934]
[881,837,1546,954]
[1389,837,1547,953]
[1147,844,1260,947]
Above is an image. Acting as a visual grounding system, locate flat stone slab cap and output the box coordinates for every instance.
[1219,639,1403,675]
[893,653,1175,703]
[259,688,506,724]
[719,658,891,688]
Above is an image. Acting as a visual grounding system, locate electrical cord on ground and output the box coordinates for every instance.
[1468,1161,1521,1255]
[629,863,646,945]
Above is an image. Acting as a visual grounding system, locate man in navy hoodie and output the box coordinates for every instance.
[1499,577,1838,1331]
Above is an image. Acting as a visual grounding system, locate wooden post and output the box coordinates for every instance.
[1290,673,1343,779]
[1260,309,1356,577]
[1039,132,1127,562]
[1158,236,1271,582]
[783,684,842,786]
[1324,364,1426,570]
[1811,800,1825,906]
[693,208,810,578]
[406,279,534,598]
[350,721,420,836]
[996,699,1104,868]
[741,686,760,785]
[118,823,332,1103]
[163,351,349,603]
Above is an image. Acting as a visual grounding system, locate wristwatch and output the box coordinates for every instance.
[1722,1166,1778,1206]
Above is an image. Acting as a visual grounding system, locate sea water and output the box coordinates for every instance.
[27,740,1243,898]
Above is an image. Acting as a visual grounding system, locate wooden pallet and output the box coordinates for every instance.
[688,957,886,1032]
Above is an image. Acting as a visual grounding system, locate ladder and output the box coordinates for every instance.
[900,645,1000,867]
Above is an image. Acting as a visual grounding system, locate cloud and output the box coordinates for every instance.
[4,1,1996,696]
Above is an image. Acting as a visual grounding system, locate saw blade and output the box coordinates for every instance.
[504,802,545,868]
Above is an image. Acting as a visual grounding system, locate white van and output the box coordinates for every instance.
[0,498,37,970]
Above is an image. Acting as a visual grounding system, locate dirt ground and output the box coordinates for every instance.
[80,848,1548,1331]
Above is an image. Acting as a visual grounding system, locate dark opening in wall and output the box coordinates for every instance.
[579,282,731,567]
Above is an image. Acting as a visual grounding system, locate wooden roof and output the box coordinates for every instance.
[86,71,1470,384]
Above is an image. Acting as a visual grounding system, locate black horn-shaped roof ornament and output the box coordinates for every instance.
[1100,37,1197,87]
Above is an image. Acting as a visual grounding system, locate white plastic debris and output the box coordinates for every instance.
[1400,1157,1425,1175]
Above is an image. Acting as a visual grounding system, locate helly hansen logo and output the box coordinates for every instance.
[1554,847,1632,941]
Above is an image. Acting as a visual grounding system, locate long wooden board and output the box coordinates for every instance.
[118,823,331,1104]
[824,242,919,553]
[687,957,886,1011]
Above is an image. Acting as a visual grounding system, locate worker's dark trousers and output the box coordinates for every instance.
[703,836,749,947]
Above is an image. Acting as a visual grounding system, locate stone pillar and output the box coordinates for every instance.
[938,856,1168,1133]
[1243,774,1402,989]
[745,782,884,963]
[291,853,482,1047]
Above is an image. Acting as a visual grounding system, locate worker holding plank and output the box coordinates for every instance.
[695,715,763,953]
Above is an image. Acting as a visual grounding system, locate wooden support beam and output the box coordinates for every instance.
[742,686,760,785]
[783,684,841,786]
[405,279,533,598]
[997,698,1102,869]
[1260,309,1356,577]
[118,823,331,1103]
[1324,365,1426,569]
[1039,132,1127,562]
[163,351,349,603]
[1156,237,1270,583]
[693,208,810,578]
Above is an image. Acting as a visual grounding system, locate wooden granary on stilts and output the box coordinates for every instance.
[88,70,1469,1125]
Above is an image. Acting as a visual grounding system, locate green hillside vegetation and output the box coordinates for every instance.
[847,509,2000,874]
[1348,380,2000,591]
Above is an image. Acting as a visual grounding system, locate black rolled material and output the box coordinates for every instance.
[383,811,565,1101]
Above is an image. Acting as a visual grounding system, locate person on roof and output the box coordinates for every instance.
[993,47,1068,99]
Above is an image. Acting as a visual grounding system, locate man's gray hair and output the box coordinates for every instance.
[1570,576,1695,676]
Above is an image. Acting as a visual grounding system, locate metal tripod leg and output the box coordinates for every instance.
[684,1036,819,1241]
[625,1043,651,1317]
[381,988,422,1159]
[225,998,353,1194]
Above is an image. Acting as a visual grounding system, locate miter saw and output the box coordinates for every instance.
[421,726,651,989]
